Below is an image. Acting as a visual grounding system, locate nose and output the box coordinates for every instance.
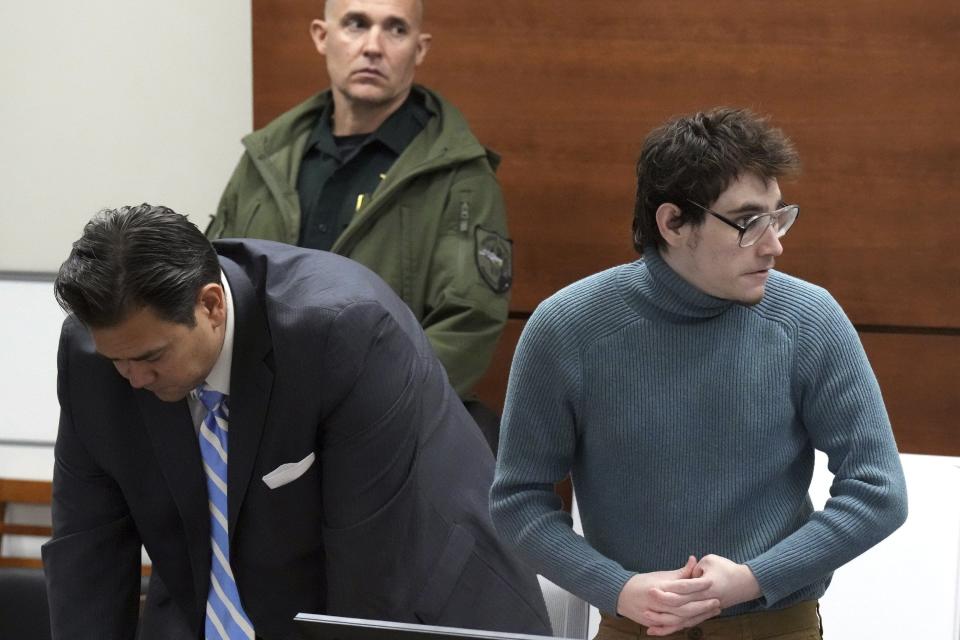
[115,360,156,389]
[362,27,383,56]
[756,223,784,257]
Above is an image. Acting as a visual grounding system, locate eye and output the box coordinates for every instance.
[389,23,409,36]
[343,16,366,32]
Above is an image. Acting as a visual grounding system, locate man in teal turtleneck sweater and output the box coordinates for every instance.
[491,108,907,639]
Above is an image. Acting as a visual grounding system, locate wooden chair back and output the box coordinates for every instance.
[0,478,52,570]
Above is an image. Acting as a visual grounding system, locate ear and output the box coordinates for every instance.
[415,32,432,66]
[655,202,687,249]
[197,283,227,329]
[310,19,329,56]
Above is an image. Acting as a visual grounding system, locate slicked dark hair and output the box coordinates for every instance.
[632,107,800,255]
[54,204,221,328]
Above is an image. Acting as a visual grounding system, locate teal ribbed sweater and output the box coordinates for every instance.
[490,249,907,616]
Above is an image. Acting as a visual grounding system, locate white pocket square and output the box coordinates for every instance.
[262,452,316,489]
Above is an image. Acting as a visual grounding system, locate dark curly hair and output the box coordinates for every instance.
[632,107,800,255]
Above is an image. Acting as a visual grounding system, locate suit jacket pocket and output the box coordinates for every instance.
[262,452,316,489]
[413,524,475,624]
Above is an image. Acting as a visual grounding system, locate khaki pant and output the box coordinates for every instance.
[596,601,822,640]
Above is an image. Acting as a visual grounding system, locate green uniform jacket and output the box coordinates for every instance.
[206,86,511,397]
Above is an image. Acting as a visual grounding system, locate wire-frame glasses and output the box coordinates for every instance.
[687,200,800,248]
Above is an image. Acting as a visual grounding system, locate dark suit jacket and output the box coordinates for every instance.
[42,240,550,640]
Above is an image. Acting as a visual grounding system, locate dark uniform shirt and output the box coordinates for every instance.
[297,93,430,250]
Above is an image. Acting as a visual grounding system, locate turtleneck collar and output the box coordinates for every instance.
[619,246,735,322]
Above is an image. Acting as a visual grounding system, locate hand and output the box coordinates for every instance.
[693,554,762,610]
[617,556,722,636]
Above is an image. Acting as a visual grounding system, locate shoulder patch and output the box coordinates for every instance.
[475,226,513,294]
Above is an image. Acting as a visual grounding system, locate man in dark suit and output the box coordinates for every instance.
[44,204,550,640]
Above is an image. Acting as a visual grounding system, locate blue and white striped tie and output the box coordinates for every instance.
[197,385,255,640]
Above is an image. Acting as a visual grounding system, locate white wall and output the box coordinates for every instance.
[0,0,253,273]
[0,279,65,445]
[0,0,252,491]
[0,0,252,563]
[811,453,960,639]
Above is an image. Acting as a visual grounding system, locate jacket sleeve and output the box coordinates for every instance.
[745,288,908,606]
[317,300,428,618]
[316,300,422,530]
[421,162,511,397]
[42,320,143,639]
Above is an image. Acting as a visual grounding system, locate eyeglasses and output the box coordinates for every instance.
[687,200,800,248]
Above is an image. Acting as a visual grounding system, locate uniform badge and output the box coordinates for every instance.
[475,226,513,294]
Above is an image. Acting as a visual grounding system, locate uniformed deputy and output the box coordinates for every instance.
[206,0,511,449]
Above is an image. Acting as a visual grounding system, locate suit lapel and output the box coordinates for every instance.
[137,391,210,613]
[221,257,275,544]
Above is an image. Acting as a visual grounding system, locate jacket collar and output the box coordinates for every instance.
[241,85,491,172]
[303,91,431,160]
[218,254,275,545]
[238,85,500,253]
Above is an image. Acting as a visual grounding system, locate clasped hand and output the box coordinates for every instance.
[615,555,761,636]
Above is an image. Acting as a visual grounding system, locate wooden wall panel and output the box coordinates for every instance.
[252,0,959,453]
[253,0,960,329]
[862,333,960,456]
[251,1,320,125]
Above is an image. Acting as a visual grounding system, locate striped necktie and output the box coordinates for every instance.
[197,384,255,640]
